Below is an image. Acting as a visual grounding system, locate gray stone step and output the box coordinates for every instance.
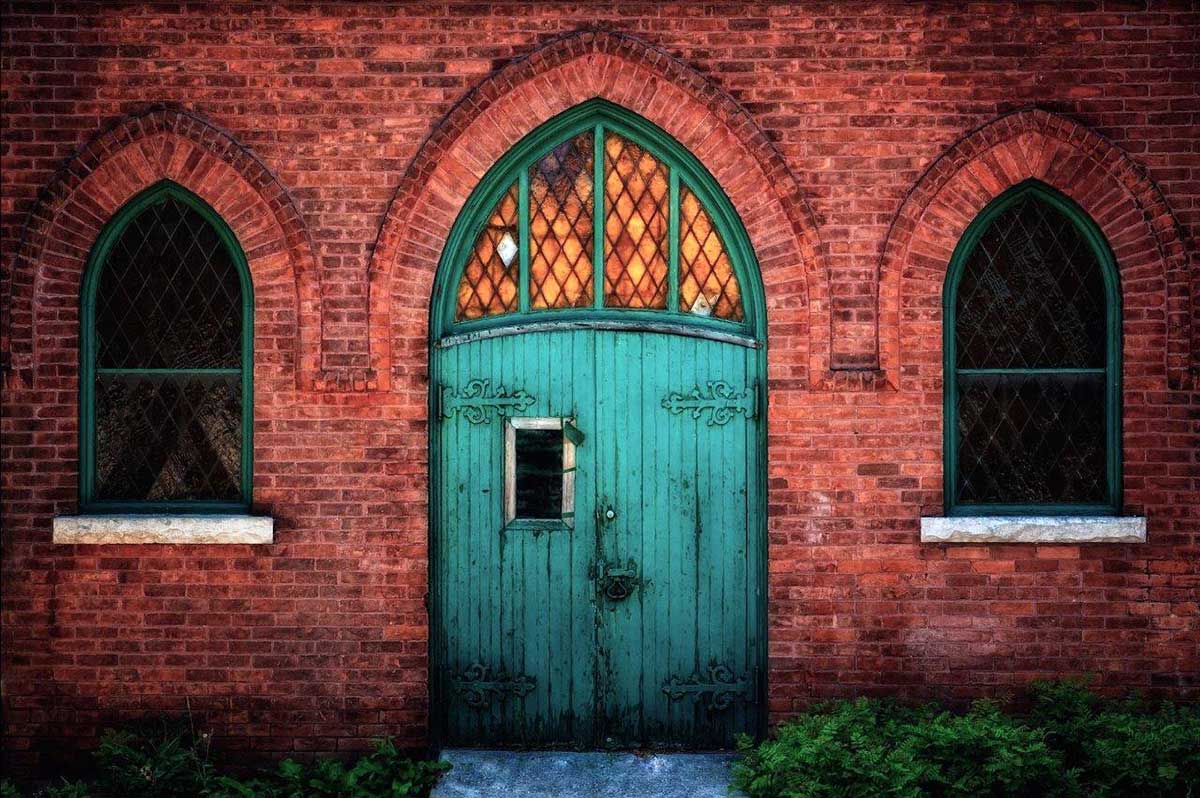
[432,749,743,798]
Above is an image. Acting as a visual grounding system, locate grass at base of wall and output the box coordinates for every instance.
[734,680,1199,798]
[1,721,449,798]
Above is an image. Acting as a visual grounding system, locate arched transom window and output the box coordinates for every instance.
[944,180,1120,516]
[81,181,252,511]
[444,100,756,336]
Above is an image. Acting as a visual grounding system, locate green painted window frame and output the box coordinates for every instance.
[431,98,766,345]
[943,179,1122,517]
[79,180,254,514]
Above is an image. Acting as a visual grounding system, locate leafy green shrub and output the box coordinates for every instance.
[4,723,448,798]
[1028,680,1200,798]
[92,720,215,798]
[734,681,1200,798]
[733,697,1072,798]
[206,739,449,798]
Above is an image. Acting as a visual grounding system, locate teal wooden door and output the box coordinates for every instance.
[434,330,600,745]
[429,100,766,748]
[591,333,762,748]
[433,329,761,747]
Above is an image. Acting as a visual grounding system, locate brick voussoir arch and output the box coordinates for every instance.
[879,108,1194,390]
[366,30,828,391]
[3,106,320,390]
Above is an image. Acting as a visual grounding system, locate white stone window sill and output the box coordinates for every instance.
[920,515,1146,544]
[53,514,273,545]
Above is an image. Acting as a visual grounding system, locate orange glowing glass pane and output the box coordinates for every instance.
[455,183,520,321]
[679,184,743,321]
[529,134,594,309]
[603,133,669,308]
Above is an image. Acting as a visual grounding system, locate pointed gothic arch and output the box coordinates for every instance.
[2,107,320,390]
[365,30,827,390]
[878,108,1193,391]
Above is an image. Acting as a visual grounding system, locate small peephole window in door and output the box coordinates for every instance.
[505,417,576,526]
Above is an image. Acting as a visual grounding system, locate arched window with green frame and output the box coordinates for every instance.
[944,179,1121,516]
[80,180,253,512]
[432,98,764,343]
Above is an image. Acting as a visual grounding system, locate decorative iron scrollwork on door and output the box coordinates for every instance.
[441,379,535,424]
[662,381,755,426]
[449,662,536,708]
[592,558,640,603]
[662,662,751,712]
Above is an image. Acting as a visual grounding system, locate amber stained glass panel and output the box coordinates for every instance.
[679,185,743,320]
[529,134,594,309]
[455,183,520,321]
[603,133,669,308]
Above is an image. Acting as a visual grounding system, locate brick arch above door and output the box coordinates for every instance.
[2,107,321,391]
[877,108,1195,391]
[366,30,830,391]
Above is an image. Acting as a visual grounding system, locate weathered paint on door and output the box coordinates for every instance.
[432,329,762,747]
[429,100,766,749]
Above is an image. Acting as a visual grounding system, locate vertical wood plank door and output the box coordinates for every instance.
[432,327,764,748]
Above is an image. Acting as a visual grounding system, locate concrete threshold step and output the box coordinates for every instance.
[431,749,743,798]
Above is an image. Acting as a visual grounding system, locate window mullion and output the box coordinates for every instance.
[957,367,1104,377]
[668,168,680,314]
[96,367,242,376]
[518,169,530,315]
[593,123,605,309]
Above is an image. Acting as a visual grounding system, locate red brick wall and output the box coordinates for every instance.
[2,1,1197,775]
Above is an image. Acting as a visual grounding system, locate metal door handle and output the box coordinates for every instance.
[595,559,639,602]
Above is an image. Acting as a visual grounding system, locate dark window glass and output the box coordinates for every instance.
[514,428,564,518]
[956,373,1106,504]
[88,191,247,505]
[95,196,242,369]
[951,190,1112,509]
[956,195,1107,370]
[95,374,242,501]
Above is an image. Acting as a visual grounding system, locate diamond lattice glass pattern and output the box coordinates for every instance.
[956,373,1106,505]
[529,134,594,309]
[603,132,669,308]
[456,183,520,320]
[956,195,1107,369]
[679,184,743,320]
[95,373,242,502]
[96,197,242,369]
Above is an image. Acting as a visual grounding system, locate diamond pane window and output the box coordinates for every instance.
[441,102,758,336]
[529,134,594,309]
[82,182,252,508]
[456,182,520,320]
[603,132,669,309]
[946,182,1118,514]
[96,374,242,501]
[679,184,743,320]
[956,193,1107,369]
[957,373,1106,504]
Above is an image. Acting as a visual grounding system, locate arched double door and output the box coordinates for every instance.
[430,101,766,748]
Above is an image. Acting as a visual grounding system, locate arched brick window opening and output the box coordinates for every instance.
[80,181,254,511]
[944,180,1120,516]
[435,99,761,339]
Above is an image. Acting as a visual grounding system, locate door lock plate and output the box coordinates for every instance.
[592,558,640,602]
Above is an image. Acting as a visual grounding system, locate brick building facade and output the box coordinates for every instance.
[1,0,1197,774]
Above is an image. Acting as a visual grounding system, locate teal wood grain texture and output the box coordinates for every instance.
[429,100,766,749]
[432,329,763,748]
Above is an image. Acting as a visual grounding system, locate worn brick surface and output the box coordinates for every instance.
[1,1,1197,776]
